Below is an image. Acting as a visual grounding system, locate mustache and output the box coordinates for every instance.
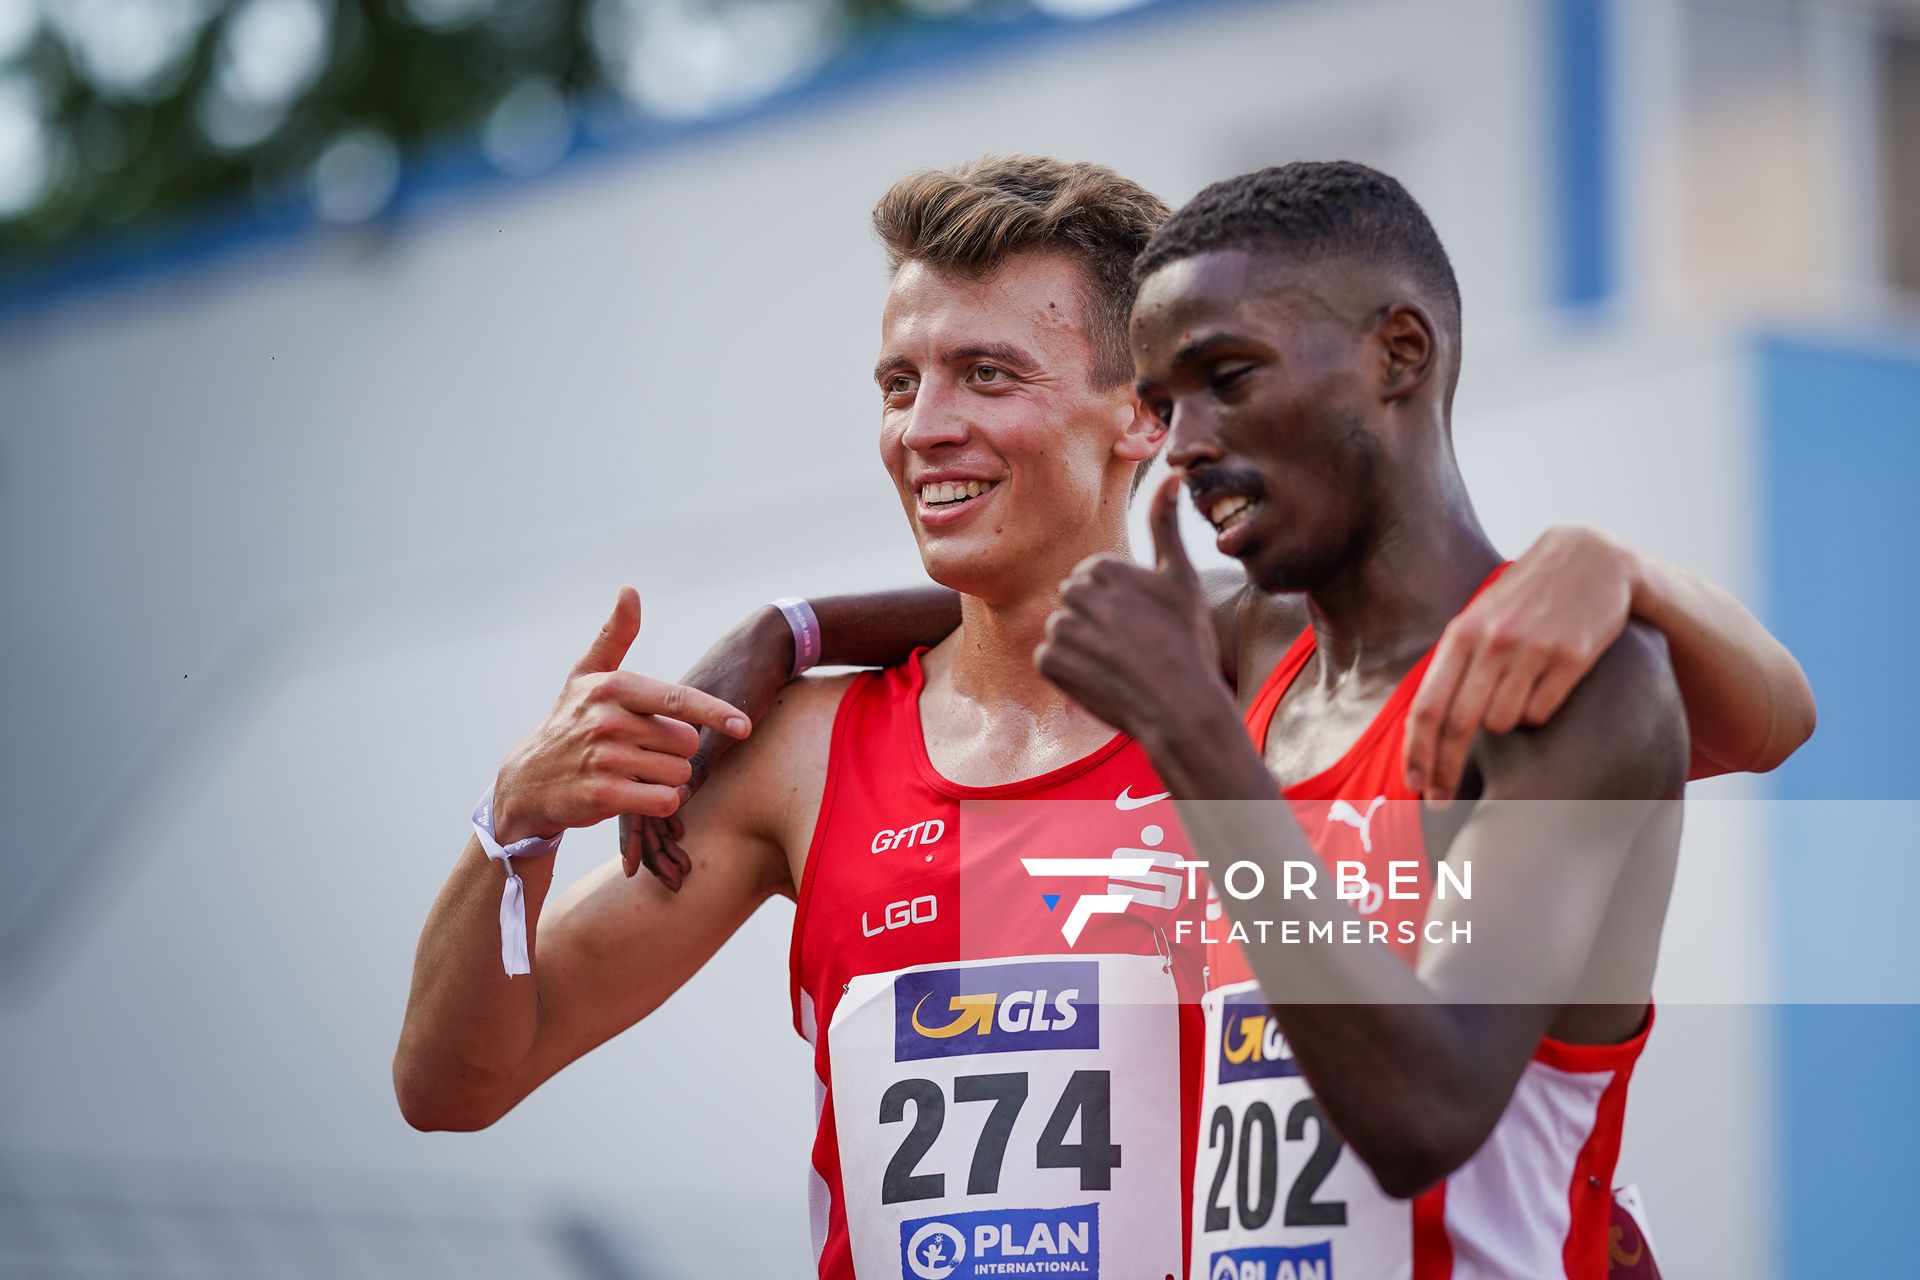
[1183,465,1268,508]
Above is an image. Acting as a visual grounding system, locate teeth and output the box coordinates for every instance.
[1209,496,1253,527]
[919,480,996,505]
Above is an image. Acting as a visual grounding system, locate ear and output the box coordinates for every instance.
[1377,302,1437,404]
[1110,391,1166,466]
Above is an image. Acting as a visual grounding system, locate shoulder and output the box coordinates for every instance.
[766,669,866,737]
[1477,622,1688,801]
[702,671,864,889]
[715,670,862,795]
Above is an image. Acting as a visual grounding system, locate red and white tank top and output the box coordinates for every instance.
[792,650,1209,1280]
[1196,573,1652,1280]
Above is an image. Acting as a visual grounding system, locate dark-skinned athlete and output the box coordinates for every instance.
[1029,161,1718,1278]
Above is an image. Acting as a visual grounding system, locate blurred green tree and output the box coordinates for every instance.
[0,0,964,266]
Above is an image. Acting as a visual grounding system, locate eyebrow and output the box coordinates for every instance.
[945,341,1040,372]
[873,341,1042,385]
[1171,331,1257,367]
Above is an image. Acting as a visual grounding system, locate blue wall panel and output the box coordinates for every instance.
[1548,0,1614,308]
[1760,334,1920,1280]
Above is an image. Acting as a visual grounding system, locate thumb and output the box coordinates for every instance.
[573,586,641,676]
[1149,473,1198,582]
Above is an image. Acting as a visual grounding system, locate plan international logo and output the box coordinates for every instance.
[1210,1242,1332,1280]
[901,1203,1099,1279]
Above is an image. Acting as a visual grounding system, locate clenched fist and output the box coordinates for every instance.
[491,587,751,845]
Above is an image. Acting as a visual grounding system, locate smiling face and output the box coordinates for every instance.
[1130,248,1389,594]
[876,253,1159,602]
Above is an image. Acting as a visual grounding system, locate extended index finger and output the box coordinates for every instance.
[605,671,751,739]
[1148,473,1198,582]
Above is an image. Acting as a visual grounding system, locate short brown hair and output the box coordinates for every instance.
[872,155,1171,390]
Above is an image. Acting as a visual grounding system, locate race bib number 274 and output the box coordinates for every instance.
[829,955,1184,1279]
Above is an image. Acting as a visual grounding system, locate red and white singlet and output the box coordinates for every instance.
[792,651,1209,1280]
[1195,575,1652,1280]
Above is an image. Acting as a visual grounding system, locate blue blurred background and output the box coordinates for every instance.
[2,0,1917,1275]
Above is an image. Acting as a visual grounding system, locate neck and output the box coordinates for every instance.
[938,586,1091,718]
[937,501,1134,701]
[930,525,1130,719]
[1305,430,1501,681]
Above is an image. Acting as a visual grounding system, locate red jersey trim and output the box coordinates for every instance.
[901,648,1134,799]
[1411,1181,1455,1280]
[1560,1053,1640,1280]
[788,669,877,1040]
[1243,624,1318,756]
[1531,1003,1656,1074]
[1243,564,1512,793]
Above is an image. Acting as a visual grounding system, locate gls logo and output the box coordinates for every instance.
[894,960,1100,1061]
[873,819,946,854]
[863,894,938,938]
[1217,989,1302,1084]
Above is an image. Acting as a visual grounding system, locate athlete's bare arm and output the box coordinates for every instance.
[1620,541,1815,775]
[392,591,843,1132]
[1034,481,1689,1198]
[623,573,1247,883]
[619,588,962,887]
[1249,630,1687,1197]
[1401,524,1815,799]
[630,525,1805,886]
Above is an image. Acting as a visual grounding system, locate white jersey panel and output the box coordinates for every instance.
[1443,1061,1605,1280]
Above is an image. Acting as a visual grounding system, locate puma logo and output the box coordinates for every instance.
[1326,795,1387,853]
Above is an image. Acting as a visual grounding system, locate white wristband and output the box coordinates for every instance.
[472,786,562,977]
[772,596,822,678]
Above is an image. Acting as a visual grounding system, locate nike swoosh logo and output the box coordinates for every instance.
[1115,786,1172,810]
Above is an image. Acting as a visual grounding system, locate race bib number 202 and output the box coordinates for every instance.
[1196,982,1411,1280]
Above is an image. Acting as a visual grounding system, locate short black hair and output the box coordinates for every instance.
[1134,161,1462,358]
